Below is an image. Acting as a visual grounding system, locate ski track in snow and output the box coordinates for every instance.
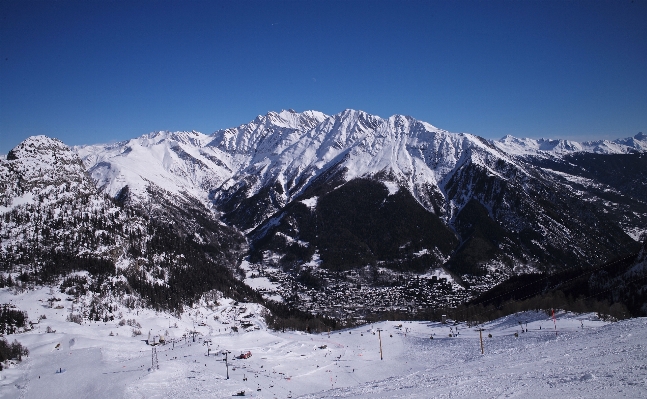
[1,286,646,399]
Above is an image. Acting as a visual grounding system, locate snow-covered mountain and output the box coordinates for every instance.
[0,136,252,315]
[1,136,94,212]
[3,110,647,315]
[74,130,232,203]
[74,110,647,223]
[199,110,643,277]
[212,109,504,229]
[61,111,647,276]
[1,136,125,261]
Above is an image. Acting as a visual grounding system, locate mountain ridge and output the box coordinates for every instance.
[73,110,647,218]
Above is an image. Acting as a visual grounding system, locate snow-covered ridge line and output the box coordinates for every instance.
[493,132,647,156]
[68,110,646,205]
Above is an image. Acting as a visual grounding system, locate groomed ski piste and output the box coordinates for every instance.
[1,286,646,398]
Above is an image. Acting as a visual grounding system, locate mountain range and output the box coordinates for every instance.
[2,109,646,317]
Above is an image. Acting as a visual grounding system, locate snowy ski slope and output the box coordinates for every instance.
[1,286,645,399]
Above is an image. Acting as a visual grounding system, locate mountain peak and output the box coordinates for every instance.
[6,135,69,161]
[335,108,377,121]
[211,109,329,153]
[1,135,91,211]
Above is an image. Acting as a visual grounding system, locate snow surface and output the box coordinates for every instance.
[3,286,645,399]
[625,227,647,242]
[382,181,399,196]
[240,260,283,303]
[300,197,318,210]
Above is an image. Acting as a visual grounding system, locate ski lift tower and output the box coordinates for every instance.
[151,346,159,370]
[477,328,485,354]
[223,350,231,379]
[203,339,212,356]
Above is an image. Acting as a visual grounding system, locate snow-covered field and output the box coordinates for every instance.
[1,286,646,399]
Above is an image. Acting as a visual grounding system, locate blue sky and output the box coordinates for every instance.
[1,0,646,154]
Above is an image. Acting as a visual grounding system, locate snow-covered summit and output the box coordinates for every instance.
[1,135,92,211]
[209,109,328,154]
[136,130,212,148]
[6,135,77,164]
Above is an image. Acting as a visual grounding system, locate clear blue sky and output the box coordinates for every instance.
[1,0,646,154]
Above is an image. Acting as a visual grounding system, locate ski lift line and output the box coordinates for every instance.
[466,275,647,335]
[577,271,647,303]
[456,251,642,326]
[503,262,647,316]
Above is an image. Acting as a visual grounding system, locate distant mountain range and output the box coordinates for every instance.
[2,109,646,316]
